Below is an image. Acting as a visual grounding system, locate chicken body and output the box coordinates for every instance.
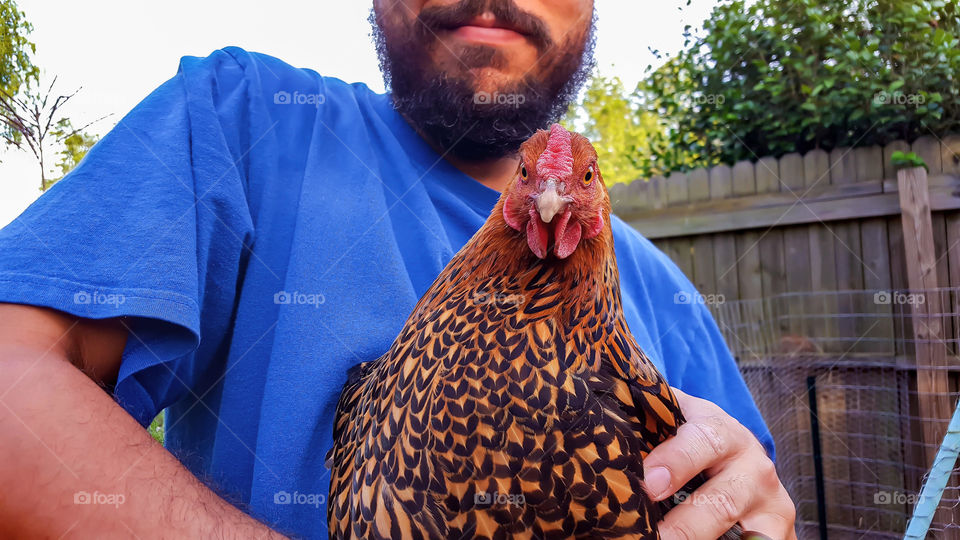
[327,125,720,539]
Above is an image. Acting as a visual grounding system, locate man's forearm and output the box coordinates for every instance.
[0,345,286,539]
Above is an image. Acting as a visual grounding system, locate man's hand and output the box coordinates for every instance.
[644,388,797,540]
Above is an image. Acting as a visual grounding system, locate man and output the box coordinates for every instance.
[0,0,795,538]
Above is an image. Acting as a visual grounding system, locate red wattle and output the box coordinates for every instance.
[526,207,548,259]
[553,210,583,259]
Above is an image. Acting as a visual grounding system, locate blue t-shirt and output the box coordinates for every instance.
[0,47,772,538]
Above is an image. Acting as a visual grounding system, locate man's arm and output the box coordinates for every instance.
[0,303,285,538]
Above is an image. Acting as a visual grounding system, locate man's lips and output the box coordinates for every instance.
[446,15,529,45]
[451,25,527,44]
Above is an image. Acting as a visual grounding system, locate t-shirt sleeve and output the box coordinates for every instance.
[0,49,259,425]
[665,265,776,460]
[678,296,777,460]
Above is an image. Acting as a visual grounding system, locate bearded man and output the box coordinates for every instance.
[0,1,794,538]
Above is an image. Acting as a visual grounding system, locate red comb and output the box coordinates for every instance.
[536,123,574,179]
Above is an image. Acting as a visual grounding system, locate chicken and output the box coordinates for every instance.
[327,124,740,539]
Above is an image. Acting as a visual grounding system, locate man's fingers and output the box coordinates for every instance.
[658,471,754,540]
[658,472,796,540]
[740,487,798,540]
[643,393,748,501]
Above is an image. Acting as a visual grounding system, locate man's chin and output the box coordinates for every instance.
[467,73,531,94]
[442,34,539,64]
[428,61,539,101]
[430,34,538,71]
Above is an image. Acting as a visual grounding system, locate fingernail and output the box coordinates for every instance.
[644,466,671,499]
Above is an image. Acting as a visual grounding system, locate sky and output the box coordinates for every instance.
[0,0,721,227]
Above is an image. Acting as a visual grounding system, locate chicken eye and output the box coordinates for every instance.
[520,163,528,182]
[583,166,594,185]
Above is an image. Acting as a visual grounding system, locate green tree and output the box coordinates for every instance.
[49,118,99,188]
[0,0,38,152]
[0,0,37,98]
[565,75,666,184]
[1,78,104,190]
[638,0,960,173]
[1,2,100,188]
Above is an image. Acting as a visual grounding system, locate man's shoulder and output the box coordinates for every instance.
[176,46,380,103]
[609,213,689,289]
[608,212,709,324]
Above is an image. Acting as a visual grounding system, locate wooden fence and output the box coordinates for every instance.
[610,135,960,539]
[609,135,960,310]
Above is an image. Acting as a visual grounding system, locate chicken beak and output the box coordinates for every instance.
[536,179,571,223]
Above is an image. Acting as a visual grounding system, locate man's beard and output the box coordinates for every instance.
[371,0,596,162]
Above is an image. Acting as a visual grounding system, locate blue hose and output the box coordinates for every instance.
[904,403,960,539]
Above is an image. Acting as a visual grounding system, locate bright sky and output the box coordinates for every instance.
[0,0,720,227]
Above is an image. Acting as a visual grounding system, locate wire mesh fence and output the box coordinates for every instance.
[711,288,960,539]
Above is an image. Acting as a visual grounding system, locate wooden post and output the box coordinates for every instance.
[897,166,953,457]
[898,166,956,535]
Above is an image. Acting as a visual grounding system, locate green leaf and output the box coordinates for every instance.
[891,151,929,171]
